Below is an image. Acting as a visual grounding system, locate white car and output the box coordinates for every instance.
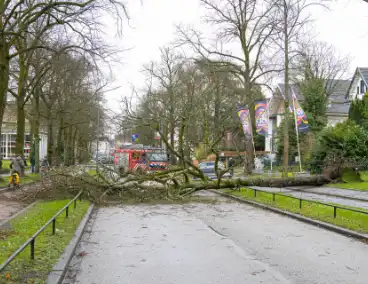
[197,161,231,180]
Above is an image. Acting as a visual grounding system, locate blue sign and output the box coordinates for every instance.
[131,134,139,142]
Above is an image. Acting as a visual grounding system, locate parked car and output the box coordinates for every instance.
[197,161,231,180]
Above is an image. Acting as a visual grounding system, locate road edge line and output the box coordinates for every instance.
[208,189,368,242]
[46,203,95,284]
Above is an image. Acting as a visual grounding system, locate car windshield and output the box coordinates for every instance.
[148,153,168,162]
[199,162,224,168]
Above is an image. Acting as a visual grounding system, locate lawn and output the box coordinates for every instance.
[327,170,368,191]
[0,199,90,283]
[227,188,368,233]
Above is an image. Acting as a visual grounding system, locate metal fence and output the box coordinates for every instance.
[249,188,368,219]
[0,191,83,273]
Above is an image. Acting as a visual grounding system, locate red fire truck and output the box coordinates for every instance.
[114,144,169,174]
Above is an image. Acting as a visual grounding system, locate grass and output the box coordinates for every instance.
[87,169,97,176]
[327,170,368,191]
[0,199,90,284]
[227,188,368,233]
[0,173,40,188]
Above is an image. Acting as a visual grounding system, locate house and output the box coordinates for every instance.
[0,102,48,160]
[346,67,368,101]
[265,79,351,152]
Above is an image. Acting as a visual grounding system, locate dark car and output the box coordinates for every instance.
[197,161,231,180]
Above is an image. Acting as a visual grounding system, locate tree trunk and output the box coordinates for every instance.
[56,117,64,165]
[243,79,254,174]
[0,38,9,166]
[34,89,40,173]
[283,4,290,177]
[15,101,25,156]
[214,83,221,139]
[15,55,28,156]
[169,122,176,165]
[64,125,73,166]
[72,128,78,165]
[47,111,54,166]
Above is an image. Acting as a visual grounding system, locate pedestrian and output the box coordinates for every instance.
[10,156,25,177]
[30,154,35,173]
[228,158,234,177]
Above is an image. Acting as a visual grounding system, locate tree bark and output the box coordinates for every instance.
[169,122,176,165]
[72,128,78,165]
[283,3,290,177]
[47,110,54,166]
[0,36,9,166]
[34,87,40,173]
[56,117,64,165]
[15,101,26,156]
[64,124,74,166]
[15,55,28,156]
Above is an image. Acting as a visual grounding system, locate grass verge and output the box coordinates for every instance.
[327,170,368,191]
[226,188,368,233]
[0,199,90,284]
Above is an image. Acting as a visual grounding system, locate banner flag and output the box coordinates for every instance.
[254,100,268,136]
[237,107,252,140]
[292,94,309,133]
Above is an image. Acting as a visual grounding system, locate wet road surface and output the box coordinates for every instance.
[63,192,368,284]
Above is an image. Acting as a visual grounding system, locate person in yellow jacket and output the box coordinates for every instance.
[8,171,20,189]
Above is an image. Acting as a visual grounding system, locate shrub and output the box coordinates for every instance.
[311,120,368,179]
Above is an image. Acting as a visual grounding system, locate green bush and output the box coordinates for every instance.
[311,120,368,178]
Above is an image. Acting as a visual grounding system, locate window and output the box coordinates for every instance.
[148,153,168,162]
[357,86,360,94]
[132,152,141,160]
[361,80,365,94]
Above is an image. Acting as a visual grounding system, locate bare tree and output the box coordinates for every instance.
[177,0,279,173]
[142,47,186,165]
[0,0,127,163]
[293,40,350,94]
[271,0,328,175]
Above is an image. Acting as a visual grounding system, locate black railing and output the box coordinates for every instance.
[0,191,83,273]
[242,188,368,219]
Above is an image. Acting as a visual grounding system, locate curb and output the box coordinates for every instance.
[0,201,37,228]
[208,189,368,242]
[286,187,368,203]
[46,203,95,284]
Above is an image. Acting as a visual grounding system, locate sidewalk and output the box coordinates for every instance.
[249,186,368,210]
[285,186,368,202]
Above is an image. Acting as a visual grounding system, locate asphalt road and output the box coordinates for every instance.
[63,192,368,284]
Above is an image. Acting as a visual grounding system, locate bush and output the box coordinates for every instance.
[311,120,368,179]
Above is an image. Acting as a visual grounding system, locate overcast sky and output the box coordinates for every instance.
[102,0,368,113]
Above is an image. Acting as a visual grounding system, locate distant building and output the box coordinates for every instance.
[0,102,47,160]
[265,79,351,153]
[346,67,368,101]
